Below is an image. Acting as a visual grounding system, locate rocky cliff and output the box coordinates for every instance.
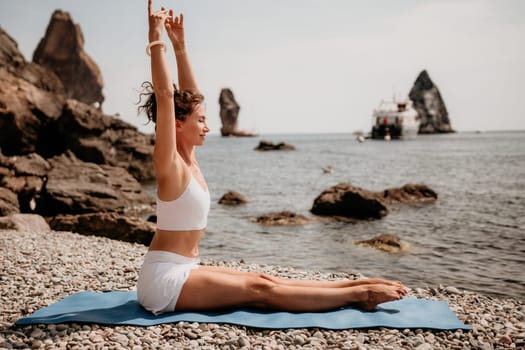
[33,10,104,108]
[0,14,155,243]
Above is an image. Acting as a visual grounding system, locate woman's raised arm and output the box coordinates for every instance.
[165,11,199,92]
[147,0,179,177]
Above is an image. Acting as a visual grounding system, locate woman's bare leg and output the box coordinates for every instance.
[176,269,406,312]
[200,265,405,290]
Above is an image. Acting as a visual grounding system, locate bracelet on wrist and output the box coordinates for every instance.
[146,41,167,56]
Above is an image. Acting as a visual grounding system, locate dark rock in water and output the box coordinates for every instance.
[311,183,388,219]
[49,212,155,246]
[33,10,104,108]
[311,183,437,220]
[381,183,437,205]
[37,152,154,216]
[409,70,454,134]
[219,88,256,137]
[354,234,409,253]
[253,211,309,226]
[254,140,296,151]
[218,191,248,205]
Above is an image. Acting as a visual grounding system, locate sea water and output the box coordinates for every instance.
[146,131,525,299]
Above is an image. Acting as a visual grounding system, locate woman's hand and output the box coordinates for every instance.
[165,10,185,50]
[148,0,169,42]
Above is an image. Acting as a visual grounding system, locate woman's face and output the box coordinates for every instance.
[177,104,209,146]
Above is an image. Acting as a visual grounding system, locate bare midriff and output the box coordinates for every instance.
[148,229,204,258]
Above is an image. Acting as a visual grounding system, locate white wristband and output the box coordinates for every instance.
[146,41,167,56]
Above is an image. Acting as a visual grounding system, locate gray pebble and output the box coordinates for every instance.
[183,329,198,340]
[415,343,432,350]
[238,336,250,347]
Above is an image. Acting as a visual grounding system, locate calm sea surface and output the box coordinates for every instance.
[146,131,525,299]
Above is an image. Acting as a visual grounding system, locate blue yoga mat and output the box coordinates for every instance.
[16,291,470,330]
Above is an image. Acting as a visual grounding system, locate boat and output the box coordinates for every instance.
[370,98,420,140]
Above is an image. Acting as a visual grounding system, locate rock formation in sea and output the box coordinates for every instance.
[33,10,104,108]
[409,70,454,134]
[0,17,155,242]
[219,88,256,137]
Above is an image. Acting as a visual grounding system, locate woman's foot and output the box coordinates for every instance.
[354,284,407,311]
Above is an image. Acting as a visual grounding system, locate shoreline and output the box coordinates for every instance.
[1,229,523,349]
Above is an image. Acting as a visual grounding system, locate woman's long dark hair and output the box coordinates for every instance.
[137,81,204,124]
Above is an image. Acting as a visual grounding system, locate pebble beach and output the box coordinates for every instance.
[1,229,523,350]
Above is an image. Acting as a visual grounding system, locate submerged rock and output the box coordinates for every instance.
[354,234,409,253]
[254,140,296,151]
[253,211,309,226]
[381,184,438,205]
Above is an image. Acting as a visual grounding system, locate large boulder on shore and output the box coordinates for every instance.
[0,187,19,216]
[33,10,104,107]
[37,152,154,216]
[311,183,437,220]
[58,99,155,181]
[0,213,50,232]
[49,213,155,246]
[0,151,50,213]
[409,70,453,134]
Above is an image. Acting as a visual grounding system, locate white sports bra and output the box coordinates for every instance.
[156,175,210,231]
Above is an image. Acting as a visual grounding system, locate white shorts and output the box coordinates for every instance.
[136,250,199,315]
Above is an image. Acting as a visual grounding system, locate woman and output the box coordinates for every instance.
[137,0,408,315]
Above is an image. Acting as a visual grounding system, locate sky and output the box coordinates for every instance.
[1,0,524,135]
